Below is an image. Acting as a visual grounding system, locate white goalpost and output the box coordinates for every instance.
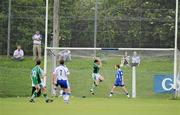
[44,0,49,74]
[174,0,179,98]
[44,0,179,98]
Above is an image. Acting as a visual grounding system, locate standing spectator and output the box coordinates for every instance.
[12,45,24,61]
[121,51,130,67]
[32,31,42,60]
[131,51,140,67]
[64,50,71,61]
[58,50,72,61]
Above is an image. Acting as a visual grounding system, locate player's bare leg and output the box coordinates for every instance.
[99,75,104,82]
[90,75,104,95]
[90,76,103,95]
[109,85,116,97]
[41,87,53,103]
[29,85,40,103]
[62,88,71,104]
[121,86,130,98]
[90,80,98,95]
[52,85,57,96]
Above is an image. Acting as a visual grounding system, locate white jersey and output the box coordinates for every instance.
[54,65,70,80]
[13,49,24,58]
[32,34,42,45]
[132,56,140,64]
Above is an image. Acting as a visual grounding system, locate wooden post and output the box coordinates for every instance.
[52,0,60,69]
[53,0,60,47]
[7,0,11,57]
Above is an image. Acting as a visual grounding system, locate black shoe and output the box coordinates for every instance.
[46,99,53,103]
[29,99,35,103]
[64,100,69,104]
[90,89,95,95]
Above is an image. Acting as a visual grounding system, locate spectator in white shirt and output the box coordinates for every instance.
[12,45,24,61]
[58,50,71,61]
[131,51,140,67]
[32,31,42,60]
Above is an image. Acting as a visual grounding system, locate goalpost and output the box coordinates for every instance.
[174,0,179,98]
[44,0,180,98]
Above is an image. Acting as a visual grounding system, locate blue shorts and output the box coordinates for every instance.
[57,80,70,89]
[114,82,124,87]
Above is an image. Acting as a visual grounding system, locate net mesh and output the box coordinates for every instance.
[46,49,174,98]
[176,49,180,97]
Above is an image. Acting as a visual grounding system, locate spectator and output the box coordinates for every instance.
[131,51,140,67]
[58,50,71,61]
[12,45,24,61]
[32,31,42,60]
[121,51,130,67]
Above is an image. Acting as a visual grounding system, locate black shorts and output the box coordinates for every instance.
[131,63,138,67]
[124,60,129,65]
[114,82,125,87]
[31,87,41,97]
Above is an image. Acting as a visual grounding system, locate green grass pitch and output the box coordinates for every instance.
[1,97,179,115]
[0,56,179,115]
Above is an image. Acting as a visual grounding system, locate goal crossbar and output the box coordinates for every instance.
[46,47,175,51]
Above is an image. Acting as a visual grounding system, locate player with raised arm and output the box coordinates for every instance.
[109,64,130,98]
[52,59,71,103]
[90,59,104,95]
[29,60,53,103]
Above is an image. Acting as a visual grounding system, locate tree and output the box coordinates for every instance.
[53,0,60,47]
[0,0,179,55]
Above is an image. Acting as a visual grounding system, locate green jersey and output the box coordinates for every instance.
[93,63,100,73]
[31,65,43,85]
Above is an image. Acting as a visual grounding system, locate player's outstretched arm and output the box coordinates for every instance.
[99,60,102,67]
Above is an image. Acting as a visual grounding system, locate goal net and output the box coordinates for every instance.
[175,49,180,97]
[45,47,176,98]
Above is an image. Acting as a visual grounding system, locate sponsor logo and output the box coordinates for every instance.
[154,75,174,93]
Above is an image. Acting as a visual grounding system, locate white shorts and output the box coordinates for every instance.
[57,80,70,89]
[32,80,46,88]
[92,73,101,81]
[40,80,46,88]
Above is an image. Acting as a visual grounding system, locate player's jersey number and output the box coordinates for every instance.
[59,69,63,76]
[32,70,36,77]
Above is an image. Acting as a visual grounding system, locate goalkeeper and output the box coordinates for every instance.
[29,60,53,103]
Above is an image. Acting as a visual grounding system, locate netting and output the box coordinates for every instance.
[55,0,176,48]
[1,0,180,55]
[176,49,180,97]
[46,48,174,98]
